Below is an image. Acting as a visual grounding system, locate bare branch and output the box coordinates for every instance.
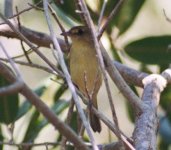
[43,0,95,149]
[0,20,68,51]
[133,74,167,149]
[0,141,61,149]
[0,63,23,96]
[0,41,24,96]
[101,44,144,111]
[60,99,75,150]
[98,0,108,30]
[48,4,70,52]
[77,80,134,149]
[0,62,88,150]
[163,9,171,23]
[0,19,148,88]
[15,6,32,64]
[76,0,123,145]
[0,57,56,75]
[0,14,63,76]
[93,108,135,150]
[114,61,148,87]
[98,0,124,39]
[0,41,21,78]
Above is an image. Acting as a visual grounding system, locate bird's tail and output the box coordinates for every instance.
[89,97,101,133]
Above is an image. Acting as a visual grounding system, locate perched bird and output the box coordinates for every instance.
[61,26,102,132]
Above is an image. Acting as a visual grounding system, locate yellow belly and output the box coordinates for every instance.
[69,44,102,98]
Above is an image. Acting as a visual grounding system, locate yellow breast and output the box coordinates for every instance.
[69,40,102,98]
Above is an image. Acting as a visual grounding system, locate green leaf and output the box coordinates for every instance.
[94,0,146,34]
[69,111,78,133]
[159,117,171,145]
[0,75,19,124]
[159,138,170,150]
[32,0,43,8]
[53,0,81,24]
[16,86,47,120]
[52,100,69,114]
[22,100,69,142]
[54,84,67,102]
[114,0,146,34]
[22,110,40,142]
[16,101,32,120]
[160,86,171,122]
[0,127,3,150]
[125,36,171,65]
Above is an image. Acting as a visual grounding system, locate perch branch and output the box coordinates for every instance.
[0,41,24,95]
[43,1,96,149]
[98,0,124,39]
[133,74,167,149]
[0,62,88,150]
[0,20,148,87]
[0,13,63,76]
[76,0,122,145]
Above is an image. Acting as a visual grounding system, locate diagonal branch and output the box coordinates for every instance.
[133,74,167,149]
[0,20,67,51]
[0,62,88,150]
[76,0,124,146]
[42,1,96,149]
[0,14,63,76]
[0,62,23,96]
[0,20,148,88]
[0,40,24,96]
[98,0,124,39]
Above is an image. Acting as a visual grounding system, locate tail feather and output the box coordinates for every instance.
[90,110,101,132]
[89,97,101,132]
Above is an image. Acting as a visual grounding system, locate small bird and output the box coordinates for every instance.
[61,26,102,132]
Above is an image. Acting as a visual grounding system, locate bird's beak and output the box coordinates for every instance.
[60,31,70,36]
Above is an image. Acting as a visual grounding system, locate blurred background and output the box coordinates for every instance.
[1,0,171,149]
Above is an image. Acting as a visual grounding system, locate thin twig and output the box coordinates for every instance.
[0,15,148,88]
[0,13,63,77]
[16,6,32,63]
[0,57,57,75]
[0,42,24,95]
[92,108,135,150]
[76,0,122,145]
[48,4,70,51]
[101,45,144,111]
[77,77,134,149]
[0,70,23,96]
[27,2,44,11]
[0,141,61,148]
[98,0,124,39]
[0,41,22,78]
[43,1,94,149]
[60,99,75,150]
[163,9,171,23]
[10,49,33,59]
[7,1,44,20]
[98,0,108,30]
[0,62,88,150]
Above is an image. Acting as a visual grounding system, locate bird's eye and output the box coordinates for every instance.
[77,28,84,35]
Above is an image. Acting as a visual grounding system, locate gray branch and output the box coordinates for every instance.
[133,75,167,150]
